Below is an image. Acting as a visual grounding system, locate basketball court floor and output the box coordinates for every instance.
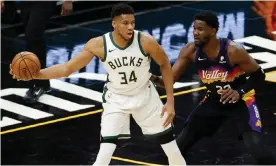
[1,1,276,165]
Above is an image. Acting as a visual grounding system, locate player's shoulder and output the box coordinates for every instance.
[137,31,148,40]
[83,36,105,59]
[137,31,160,54]
[86,36,104,48]
[138,31,153,39]
[179,42,197,59]
[227,40,246,55]
[138,31,159,46]
[183,42,197,51]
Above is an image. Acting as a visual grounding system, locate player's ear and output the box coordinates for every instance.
[112,19,116,29]
[211,28,216,36]
[112,16,119,29]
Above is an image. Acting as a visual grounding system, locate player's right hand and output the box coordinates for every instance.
[9,64,19,80]
[9,64,31,81]
[161,102,175,128]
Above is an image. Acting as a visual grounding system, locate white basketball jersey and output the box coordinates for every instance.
[101,30,152,95]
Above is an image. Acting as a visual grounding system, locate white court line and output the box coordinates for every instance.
[0,117,21,128]
[50,79,103,102]
[234,36,276,52]
[0,88,95,112]
[243,45,252,50]
[0,99,53,119]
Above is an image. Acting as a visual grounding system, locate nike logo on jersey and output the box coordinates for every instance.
[108,49,116,53]
[198,57,206,61]
[241,89,245,94]
[202,70,228,80]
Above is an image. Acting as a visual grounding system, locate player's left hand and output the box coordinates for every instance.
[218,88,240,104]
[161,102,175,128]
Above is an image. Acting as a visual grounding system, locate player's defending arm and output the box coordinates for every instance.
[141,33,175,128]
[172,42,194,81]
[219,42,266,104]
[151,42,195,88]
[11,37,100,81]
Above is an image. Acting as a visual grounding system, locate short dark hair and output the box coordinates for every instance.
[194,11,219,32]
[111,3,134,19]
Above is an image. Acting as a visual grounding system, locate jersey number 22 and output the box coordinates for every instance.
[216,84,231,95]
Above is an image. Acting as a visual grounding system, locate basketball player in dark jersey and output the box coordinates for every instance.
[151,11,276,164]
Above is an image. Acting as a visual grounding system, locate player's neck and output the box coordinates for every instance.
[202,38,220,58]
[111,32,129,48]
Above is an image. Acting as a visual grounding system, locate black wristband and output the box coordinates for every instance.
[237,88,246,98]
[237,67,265,97]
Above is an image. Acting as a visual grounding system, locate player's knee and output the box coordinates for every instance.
[243,132,266,155]
[156,128,175,145]
[243,132,261,147]
[100,135,118,145]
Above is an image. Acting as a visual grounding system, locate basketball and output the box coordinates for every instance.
[11,51,41,79]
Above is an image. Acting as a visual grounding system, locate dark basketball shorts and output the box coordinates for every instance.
[184,95,262,137]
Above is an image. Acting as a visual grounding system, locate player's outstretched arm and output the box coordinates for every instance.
[150,42,195,88]
[172,42,194,81]
[11,38,99,81]
[35,46,94,80]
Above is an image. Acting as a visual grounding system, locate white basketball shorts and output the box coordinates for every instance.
[100,81,172,139]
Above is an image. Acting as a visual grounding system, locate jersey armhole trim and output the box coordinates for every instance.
[101,35,107,62]
[225,39,234,67]
[195,48,200,62]
[138,32,149,57]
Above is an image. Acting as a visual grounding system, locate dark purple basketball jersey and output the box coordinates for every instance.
[195,38,247,101]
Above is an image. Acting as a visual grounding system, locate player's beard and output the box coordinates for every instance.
[197,35,211,47]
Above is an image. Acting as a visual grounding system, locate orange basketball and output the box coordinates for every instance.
[11,51,41,79]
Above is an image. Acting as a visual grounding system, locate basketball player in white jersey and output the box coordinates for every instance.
[10,3,186,165]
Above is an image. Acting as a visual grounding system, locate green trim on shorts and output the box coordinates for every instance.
[102,86,108,103]
[119,134,130,137]
[102,134,131,140]
[150,79,157,88]
[102,136,118,140]
[144,127,173,137]
[118,134,131,139]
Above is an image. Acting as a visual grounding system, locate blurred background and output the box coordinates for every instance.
[1,1,276,88]
[1,1,276,165]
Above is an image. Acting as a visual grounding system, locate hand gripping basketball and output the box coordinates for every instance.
[10,51,41,81]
